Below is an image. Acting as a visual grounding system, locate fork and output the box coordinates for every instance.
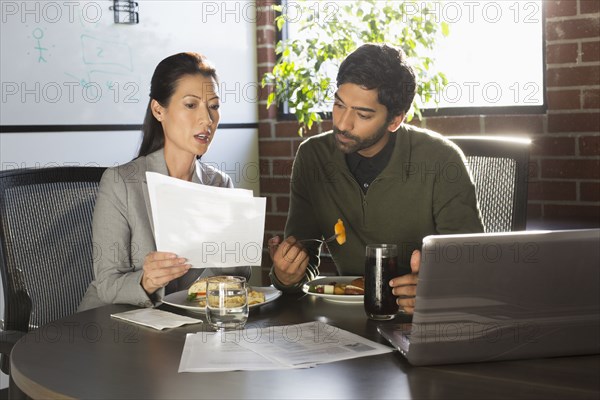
[299,233,339,245]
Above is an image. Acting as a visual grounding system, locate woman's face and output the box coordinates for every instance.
[151,74,220,157]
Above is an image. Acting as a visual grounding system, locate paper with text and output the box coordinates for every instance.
[146,172,266,268]
[179,331,304,372]
[237,322,393,366]
[178,322,393,373]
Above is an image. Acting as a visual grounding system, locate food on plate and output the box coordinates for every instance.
[187,277,208,301]
[187,276,227,301]
[186,276,266,307]
[344,277,365,295]
[248,290,266,305]
[308,277,364,296]
[334,219,346,245]
[207,294,246,308]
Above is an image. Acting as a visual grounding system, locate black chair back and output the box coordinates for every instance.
[447,136,531,232]
[0,166,105,373]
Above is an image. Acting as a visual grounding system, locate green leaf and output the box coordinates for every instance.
[306,119,313,130]
[276,16,285,31]
[425,21,434,34]
[441,21,450,37]
[267,92,275,108]
[440,72,449,85]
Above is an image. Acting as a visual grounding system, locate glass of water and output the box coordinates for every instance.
[205,276,249,331]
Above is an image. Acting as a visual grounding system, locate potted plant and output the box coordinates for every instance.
[262,0,450,135]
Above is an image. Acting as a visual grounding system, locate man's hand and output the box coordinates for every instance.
[389,250,420,314]
[268,236,309,286]
[141,251,190,295]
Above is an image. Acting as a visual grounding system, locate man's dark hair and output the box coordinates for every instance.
[336,43,416,119]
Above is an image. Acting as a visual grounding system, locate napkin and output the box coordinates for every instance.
[111,309,203,330]
[146,172,266,269]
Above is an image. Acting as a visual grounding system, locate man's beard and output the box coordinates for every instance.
[333,122,389,154]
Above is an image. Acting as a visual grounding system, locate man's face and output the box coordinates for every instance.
[332,83,400,157]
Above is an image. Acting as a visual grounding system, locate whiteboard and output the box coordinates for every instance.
[0,0,258,126]
[0,127,260,193]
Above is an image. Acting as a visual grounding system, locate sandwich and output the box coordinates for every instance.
[308,277,365,295]
[187,276,266,306]
[344,277,364,295]
[187,277,213,301]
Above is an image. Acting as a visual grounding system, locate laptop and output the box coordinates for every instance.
[378,229,600,366]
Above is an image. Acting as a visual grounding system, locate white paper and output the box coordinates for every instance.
[237,322,393,366]
[146,172,266,268]
[179,331,303,372]
[178,322,392,373]
[110,309,202,330]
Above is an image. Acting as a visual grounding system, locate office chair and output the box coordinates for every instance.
[447,136,531,232]
[0,166,106,375]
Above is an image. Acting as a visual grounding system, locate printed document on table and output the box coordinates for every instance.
[237,322,393,366]
[178,331,308,372]
[146,172,266,268]
[178,323,392,373]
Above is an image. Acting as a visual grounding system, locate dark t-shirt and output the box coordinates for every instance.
[345,134,396,193]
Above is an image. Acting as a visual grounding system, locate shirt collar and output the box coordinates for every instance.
[345,133,397,176]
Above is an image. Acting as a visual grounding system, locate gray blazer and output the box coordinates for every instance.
[78,148,251,311]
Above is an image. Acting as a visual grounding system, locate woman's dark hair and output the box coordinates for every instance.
[137,52,218,157]
[336,44,416,120]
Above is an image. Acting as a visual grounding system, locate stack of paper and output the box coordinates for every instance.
[178,322,393,372]
[146,172,266,269]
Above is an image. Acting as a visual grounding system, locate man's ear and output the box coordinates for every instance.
[387,113,405,132]
[150,99,165,122]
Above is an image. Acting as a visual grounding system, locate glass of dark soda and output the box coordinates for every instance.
[364,244,406,320]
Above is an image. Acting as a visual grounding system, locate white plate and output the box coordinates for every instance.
[162,286,282,313]
[302,276,364,304]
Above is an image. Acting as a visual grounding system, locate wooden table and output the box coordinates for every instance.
[10,293,600,399]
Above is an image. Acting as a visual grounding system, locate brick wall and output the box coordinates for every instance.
[256,0,600,239]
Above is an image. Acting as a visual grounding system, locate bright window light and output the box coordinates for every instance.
[281,0,544,112]
[421,0,544,109]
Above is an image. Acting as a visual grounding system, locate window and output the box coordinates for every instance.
[279,0,545,116]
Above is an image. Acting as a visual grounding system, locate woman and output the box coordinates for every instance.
[79,53,250,311]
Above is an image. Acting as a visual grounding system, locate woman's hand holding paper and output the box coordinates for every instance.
[141,251,191,294]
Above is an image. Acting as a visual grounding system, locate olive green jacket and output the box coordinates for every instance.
[271,124,484,292]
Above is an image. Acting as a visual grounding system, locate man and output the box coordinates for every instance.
[268,44,484,314]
